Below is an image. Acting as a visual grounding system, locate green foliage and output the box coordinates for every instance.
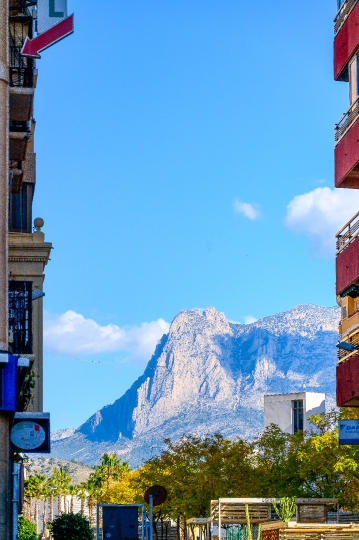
[273,497,296,522]
[22,409,359,531]
[48,512,94,540]
[18,515,39,540]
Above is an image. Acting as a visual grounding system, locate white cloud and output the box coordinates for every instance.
[44,311,170,363]
[233,199,261,220]
[285,187,359,257]
[244,315,258,325]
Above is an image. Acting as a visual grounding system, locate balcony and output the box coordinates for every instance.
[335,0,359,35]
[10,87,34,122]
[8,280,32,355]
[334,98,359,188]
[339,309,359,336]
[336,212,359,295]
[334,0,359,80]
[337,352,359,406]
[9,131,30,161]
[10,160,23,194]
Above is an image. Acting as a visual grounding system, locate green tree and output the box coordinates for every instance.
[94,452,130,491]
[51,466,72,515]
[18,515,39,540]
[48,512,94,540]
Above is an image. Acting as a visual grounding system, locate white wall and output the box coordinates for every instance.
[264,392,325,434]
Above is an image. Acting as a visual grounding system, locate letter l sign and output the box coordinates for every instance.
[49,0,64,17]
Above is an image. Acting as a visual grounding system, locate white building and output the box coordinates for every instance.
[264,392,325,434]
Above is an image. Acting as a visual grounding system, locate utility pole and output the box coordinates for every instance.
[0,0,10,537]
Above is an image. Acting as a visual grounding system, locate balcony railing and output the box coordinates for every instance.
[337,334,359,362]
[335,96,359,144]
[334,0,359,35]
[8,281,32,355]
[9,16,34,88]
[336,211,359,254]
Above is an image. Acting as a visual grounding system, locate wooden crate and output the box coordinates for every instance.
[297,504,327,523]
[262,530,279,540]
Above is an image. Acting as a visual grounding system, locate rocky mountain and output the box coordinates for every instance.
[49,304,339,467]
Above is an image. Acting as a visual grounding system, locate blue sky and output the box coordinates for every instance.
[33,0,357,430]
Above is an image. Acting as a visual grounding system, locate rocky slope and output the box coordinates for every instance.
[26,457,93,484]
[49,304,339,467]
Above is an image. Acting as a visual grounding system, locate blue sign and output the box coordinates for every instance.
[339,420,359,445]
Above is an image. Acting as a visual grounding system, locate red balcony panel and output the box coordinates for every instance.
[336,236,359,295]
[337,353,359,406]
[334,1,359,80]
[335,117,359,188]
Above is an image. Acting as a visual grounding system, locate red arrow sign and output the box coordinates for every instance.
[21,14,74,59]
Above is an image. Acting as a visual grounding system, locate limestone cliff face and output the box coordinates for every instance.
[51,304,339,466]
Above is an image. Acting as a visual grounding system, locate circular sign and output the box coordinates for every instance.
[144,485,167,506]
[10,421,46,450]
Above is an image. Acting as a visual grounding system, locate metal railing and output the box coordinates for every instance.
[335,96,359,144]
[9,16,34,88]
[337,332,359,361]
[8,281,32,355]
[336,211,359,254]
[334,0,359,35]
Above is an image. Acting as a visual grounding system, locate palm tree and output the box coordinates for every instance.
[41,480,52,538]
[68,484,78,514]
[34,474,47,532]
[24,475,36,522]
[84,475,102,527]
[51,466,72,515]
[77,483,88,517]
[95,452,130,491]
[47,475,56,524]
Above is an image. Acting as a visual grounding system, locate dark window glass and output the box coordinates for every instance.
[292,400,304,433]
[9,183,33,233]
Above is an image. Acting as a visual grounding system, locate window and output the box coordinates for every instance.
[349,55,359,105]
[9,183,33,233]
[342,305,348,319]
[292,400,304,433]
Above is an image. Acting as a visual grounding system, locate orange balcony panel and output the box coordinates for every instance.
[335,117,359,188]
[334,1,359,80]
[337,353,359,406]
[336,235,359,295]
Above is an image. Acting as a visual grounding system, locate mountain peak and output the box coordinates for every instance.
[51,304,339,466]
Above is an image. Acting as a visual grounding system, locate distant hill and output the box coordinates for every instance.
[49,304,339,467]
[26,457,93,484]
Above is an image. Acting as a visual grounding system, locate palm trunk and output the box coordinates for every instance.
[35,497,40,530]
[42,501,47,538]
[57,493,62,515]
[70,494,74,513]
[63,495,67,513]
[29,496,33,521]
[88,496,94,526]
[50,492,54,522]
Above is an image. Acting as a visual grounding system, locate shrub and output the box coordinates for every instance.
[18,515,39,540]
[48,512,94,540]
